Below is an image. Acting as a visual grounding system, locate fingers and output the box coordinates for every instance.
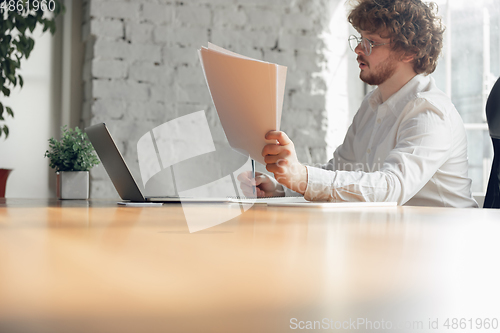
[254,174,271,186]
[266,162,284,175]
[262,142,294,158]
[238,172,269,196]
[240,183,255,197]
[264,150,291,164]
[240,182,266,198]
[265,131,292,145]
[237,171,252,183]
[262,143,281,157]
[237,171,266,185]
[262,132,294,158]
[265,156,294,175]
[256,187,267,197]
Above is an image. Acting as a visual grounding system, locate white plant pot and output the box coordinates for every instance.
[56,171,89,200]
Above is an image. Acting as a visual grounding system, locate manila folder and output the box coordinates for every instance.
[199,44,287,165]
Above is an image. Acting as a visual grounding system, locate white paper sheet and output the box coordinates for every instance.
[199,43,287,165]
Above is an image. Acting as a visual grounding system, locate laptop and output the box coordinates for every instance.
[85,123,229,203]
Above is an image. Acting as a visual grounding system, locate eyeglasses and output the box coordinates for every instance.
[348,35,389,56]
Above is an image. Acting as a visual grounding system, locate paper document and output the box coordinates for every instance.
[228,196,397,208]
[199,43,287,165]
[228,196,308,204]
[267,201,398,208]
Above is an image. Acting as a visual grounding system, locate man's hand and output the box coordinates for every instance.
[262,131,308,195]
[237,171,285,198]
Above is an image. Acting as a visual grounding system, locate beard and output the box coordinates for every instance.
[359,54,398,86]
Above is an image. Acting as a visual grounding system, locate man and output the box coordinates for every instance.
[239,0,477,207]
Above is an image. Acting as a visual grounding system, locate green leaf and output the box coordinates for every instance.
[18,75,23,88]
[7,74,16,86]
[27,37,35,55]
[26,15,37,33]
[0,43,7,57]
[6,20,13,31]
[6,107,13,118]
[15,17,27,35]
[49,21,56,35]
[3,125,9,138]
[2,86,10,97]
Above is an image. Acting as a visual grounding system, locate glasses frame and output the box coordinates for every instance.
[348,35,390,56]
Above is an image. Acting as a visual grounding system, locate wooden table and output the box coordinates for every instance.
[1,199,500,333]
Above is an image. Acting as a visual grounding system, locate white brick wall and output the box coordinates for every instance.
[82,0,350,198]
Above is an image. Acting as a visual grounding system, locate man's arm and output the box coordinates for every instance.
[306,100,454,204]
[264,99,455,205]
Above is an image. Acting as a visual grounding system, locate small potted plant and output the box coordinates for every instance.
[45,126,100,199]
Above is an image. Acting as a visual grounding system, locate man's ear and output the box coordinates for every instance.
[401,53,416,63]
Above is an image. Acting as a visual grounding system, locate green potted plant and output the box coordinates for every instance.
[0,0,64,198]
[45,126,100,199]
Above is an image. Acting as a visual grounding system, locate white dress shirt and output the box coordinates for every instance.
[301,75,478,207]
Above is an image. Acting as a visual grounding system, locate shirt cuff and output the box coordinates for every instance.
[304,165,336,202]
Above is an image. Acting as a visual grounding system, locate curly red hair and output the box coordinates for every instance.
[348,0,445,75]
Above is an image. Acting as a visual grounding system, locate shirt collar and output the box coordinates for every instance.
[368,75,431,115]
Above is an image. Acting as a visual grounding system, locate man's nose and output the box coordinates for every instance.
[355,42,365,55]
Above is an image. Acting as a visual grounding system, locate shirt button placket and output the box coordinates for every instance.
[367,106,385,156]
